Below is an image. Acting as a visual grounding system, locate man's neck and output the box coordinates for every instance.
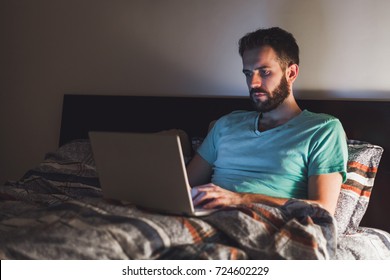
[258,99,302,132]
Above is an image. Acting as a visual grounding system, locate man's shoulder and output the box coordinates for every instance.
[300,110,344,135]
[217,110,257,123]
[302,110,340,124]
[212,110,257,130]
[222,110,257,119]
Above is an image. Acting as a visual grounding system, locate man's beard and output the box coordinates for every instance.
[249,76,290,113]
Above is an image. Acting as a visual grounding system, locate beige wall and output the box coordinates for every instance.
[1,0,390,183]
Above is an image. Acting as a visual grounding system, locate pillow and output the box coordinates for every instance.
[334,140,384,234]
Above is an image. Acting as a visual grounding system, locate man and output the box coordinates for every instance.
[187,27,347,215]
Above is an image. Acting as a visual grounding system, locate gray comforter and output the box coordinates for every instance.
[0,141,389,259]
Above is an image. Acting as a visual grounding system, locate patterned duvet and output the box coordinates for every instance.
[0,141,389,259]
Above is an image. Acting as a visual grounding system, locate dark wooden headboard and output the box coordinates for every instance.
[60,94,390,232]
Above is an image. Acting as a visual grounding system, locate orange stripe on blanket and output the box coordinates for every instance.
[228,205,286,236]
[182,218,203,243]
[279,227,318,249]
[341,184,371,198]
[348,161,378,173]
[244,205,285,234]
[230,248,240,260]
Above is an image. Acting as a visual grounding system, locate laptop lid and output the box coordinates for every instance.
[89,131,200,215]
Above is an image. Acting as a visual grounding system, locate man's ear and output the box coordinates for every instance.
[286,64,299,83]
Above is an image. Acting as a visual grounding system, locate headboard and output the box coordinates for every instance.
[60,94,390,232]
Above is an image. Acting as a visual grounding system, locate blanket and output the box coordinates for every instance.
[0,141,389,259]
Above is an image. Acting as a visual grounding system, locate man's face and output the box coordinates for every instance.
[242,46,290,113]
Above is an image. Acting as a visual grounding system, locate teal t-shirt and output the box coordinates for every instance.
[197,110,348,199]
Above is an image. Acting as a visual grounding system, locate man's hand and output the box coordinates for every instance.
[191,184,243,209]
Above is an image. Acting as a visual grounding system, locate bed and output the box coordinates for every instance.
[0,94,389,260]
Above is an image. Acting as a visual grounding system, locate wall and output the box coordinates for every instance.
[1,0,390,183]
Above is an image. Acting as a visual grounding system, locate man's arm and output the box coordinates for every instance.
[186,153,213,187]
[307,172,342,215]
[191,172,343,215]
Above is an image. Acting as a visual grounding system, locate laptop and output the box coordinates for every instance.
[89,131,216,216]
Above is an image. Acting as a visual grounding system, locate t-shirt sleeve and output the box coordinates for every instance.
[196,118,221,165]
[308,119,348,182]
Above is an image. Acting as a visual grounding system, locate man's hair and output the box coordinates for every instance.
[238,27,299,69]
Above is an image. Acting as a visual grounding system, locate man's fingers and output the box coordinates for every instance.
[193,190,216,205]
[192,186,223,206]
[201,197,224,209]
[194,184,218,191]
[192,184,239,208]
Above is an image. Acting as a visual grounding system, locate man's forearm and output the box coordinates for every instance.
[239,192,289,207]
[192,183,335,215]
[240,192,334,215]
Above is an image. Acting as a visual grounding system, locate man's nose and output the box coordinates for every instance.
[250,72,262,88]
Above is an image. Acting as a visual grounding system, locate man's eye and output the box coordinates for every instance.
[261,70,270,76]
[244,72,252,78]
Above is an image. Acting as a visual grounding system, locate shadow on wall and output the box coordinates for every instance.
[275,0,331,92]
[114,0,335,97]
[113,0,246,96]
